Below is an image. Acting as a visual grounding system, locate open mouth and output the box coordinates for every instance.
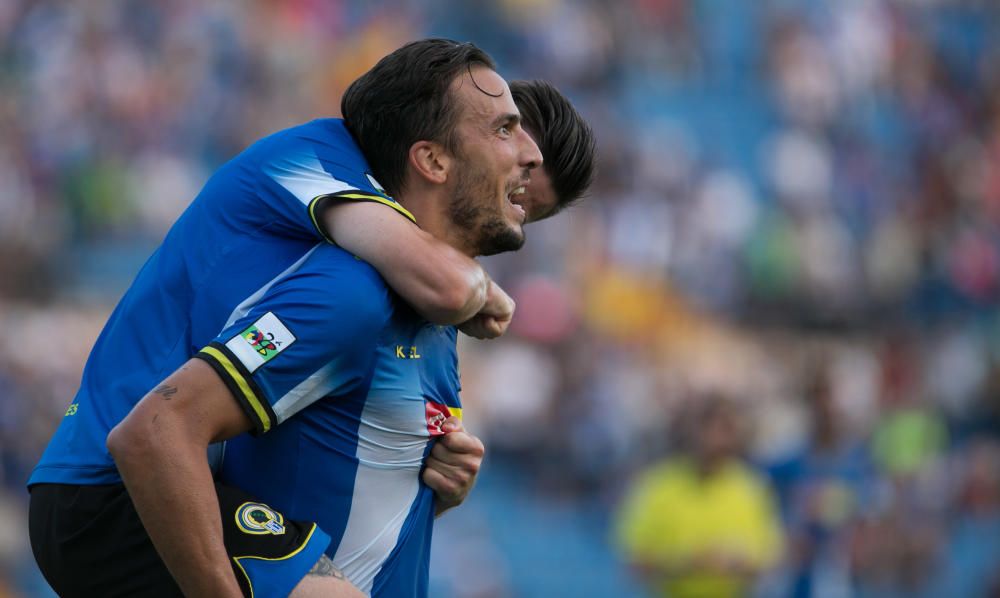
[506,186,527,222]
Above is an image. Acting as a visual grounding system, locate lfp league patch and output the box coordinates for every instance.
[225,312,296,373]
[235,502,286,535]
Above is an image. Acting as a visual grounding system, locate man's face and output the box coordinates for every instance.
[446,66,543,256]
[516,159,558,224]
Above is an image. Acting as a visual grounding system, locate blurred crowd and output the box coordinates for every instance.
[2,0,999,596]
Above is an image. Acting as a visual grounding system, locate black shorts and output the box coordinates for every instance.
[28,482,331,598]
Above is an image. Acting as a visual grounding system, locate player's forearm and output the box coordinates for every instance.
[324,202,490,324]
[384,244,489,324]
[108,416,242,597]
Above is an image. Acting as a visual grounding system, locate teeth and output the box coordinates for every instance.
[511,186,526,195]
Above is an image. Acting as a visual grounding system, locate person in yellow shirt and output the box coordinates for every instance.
[616,395,784,598]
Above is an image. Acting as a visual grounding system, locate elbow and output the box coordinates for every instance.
[106,421,136,464]
[107,416,159,470]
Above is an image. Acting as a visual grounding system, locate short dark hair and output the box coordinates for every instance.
[510,80,596,213]
[341,38,496,198]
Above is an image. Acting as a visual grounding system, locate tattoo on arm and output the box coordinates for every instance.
[152,384,178,400]
[308,555,346,580]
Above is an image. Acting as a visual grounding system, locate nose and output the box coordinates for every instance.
[517,128,543,171]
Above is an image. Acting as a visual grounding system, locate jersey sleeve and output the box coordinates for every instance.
[257,125,416,244]
[193,249,392,434]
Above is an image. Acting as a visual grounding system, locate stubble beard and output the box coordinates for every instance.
[448,162,526,257]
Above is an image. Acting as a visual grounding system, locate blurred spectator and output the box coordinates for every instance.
[615,395,783,597]
[767,366,876,598]
[923,438,1000,597]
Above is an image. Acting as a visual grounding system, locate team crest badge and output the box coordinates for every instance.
[425,401,462,436]
[235,502,286,535]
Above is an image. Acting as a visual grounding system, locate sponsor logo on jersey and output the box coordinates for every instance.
[226,312,296,373]
[395,345,421,359]
[235,502,286,535]
[244,327,280,357]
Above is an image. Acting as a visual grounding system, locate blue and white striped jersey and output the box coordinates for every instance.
[210,244,461,597]
[27,118,453,594]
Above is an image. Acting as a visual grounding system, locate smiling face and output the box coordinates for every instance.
[445,66,543,256]
[516,160,559,223]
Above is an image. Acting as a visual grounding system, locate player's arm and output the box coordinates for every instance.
[264,145,512,334]
[108,360,365,598]
[323,202,514,332]
[108,251,390,597]
[106,359,253,598]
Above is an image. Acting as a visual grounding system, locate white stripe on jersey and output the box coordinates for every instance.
[272,362,340,425]
[333,392,430,594]
[219,243,334,426]
[222,244,321,330]
[265,150,353,206]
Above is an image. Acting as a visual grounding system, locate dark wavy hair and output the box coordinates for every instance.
[510,80,596,214]
[341,38,495,198]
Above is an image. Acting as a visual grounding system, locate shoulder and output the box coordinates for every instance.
[252,119,386,198]
[629,458,688,496]
[286,244,394,328]
[233,245,393,350]
[306,244,389,290]
[647,458,689,480]
[720,461,774,498]
[222,119,359,164]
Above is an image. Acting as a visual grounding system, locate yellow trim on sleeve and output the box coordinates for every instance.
[307,196,336,244]
[200,346,272,433]
[335,193,417,223]
[308,191,417,243]
[231,523,321,598]
[448,407,463,421]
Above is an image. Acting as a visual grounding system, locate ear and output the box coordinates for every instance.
[408,140,452,185]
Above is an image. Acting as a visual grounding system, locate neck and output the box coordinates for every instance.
[694,454,727,478]
[396,187,477,257]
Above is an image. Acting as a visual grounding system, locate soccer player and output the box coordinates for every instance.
[27,39,595,598]
[326,77,593,340]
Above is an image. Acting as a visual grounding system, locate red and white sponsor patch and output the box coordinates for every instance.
[425,401,455,436]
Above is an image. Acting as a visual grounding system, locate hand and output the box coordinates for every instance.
[422,417,485,515]
[458,314,507,339]
[458,281,514,339]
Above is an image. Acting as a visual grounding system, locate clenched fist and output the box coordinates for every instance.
[421,417,485,515]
